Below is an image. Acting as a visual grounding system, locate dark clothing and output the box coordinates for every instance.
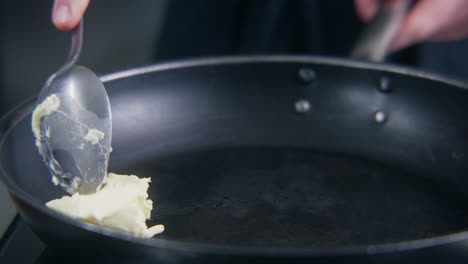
[156,0,468,80]
[156,0,363,58]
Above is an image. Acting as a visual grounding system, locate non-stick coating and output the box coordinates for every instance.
[3,56,468,262]
[130,147,468,248]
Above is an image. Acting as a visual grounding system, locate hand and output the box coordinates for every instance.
[52,0,90,31]
[354,0,468,51]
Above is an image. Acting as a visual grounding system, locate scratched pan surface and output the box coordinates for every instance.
[2,56,468,263]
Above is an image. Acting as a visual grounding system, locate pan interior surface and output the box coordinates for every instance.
[113,147,468,248]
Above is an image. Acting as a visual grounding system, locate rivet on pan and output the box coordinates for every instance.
[298,68,316,83]
[374,111,387,124]
[378,76,392,92]
[294,99,311,114]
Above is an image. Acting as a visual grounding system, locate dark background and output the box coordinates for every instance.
[3,0,468,117]
[0,0,167,116]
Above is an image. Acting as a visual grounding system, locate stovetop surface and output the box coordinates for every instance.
[1,216,45,264]
[0,216,158,264]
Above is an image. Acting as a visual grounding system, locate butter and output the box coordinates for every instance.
[31,94,60,149]
[83,128,105,145]
[46,173,165,238]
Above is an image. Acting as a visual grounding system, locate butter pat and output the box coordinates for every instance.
[46,173,164,238]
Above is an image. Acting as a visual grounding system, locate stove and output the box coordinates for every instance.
[0,216,146,264]
[0,216,45,264]
[0,216,123,264]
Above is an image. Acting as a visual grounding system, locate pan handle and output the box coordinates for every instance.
[349,0,411,62]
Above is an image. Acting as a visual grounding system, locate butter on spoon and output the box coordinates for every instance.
[32,20,111,194]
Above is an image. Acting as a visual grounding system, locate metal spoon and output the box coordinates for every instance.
[33,20,112,195]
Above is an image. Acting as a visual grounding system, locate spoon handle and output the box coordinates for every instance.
[65,20,83,67]
[349,0,411,62]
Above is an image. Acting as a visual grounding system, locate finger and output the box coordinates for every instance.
[52,0,90,31]
[429,0,468,41]
[430,23,468,41]
[390,1,454,51]
[354,0,380,22]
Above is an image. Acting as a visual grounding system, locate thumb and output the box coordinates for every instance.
[52,0,90,31]
[354,0,380,22]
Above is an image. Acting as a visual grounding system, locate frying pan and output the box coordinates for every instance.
[3,2,468,263]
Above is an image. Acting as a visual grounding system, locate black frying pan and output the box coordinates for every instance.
[3,2,468,264]
[3,55,468,263]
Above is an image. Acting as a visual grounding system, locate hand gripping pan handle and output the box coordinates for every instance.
[350,0,411,62]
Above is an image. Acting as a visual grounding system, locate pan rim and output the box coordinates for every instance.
[2,55,468,258]
[101,54,468,90]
